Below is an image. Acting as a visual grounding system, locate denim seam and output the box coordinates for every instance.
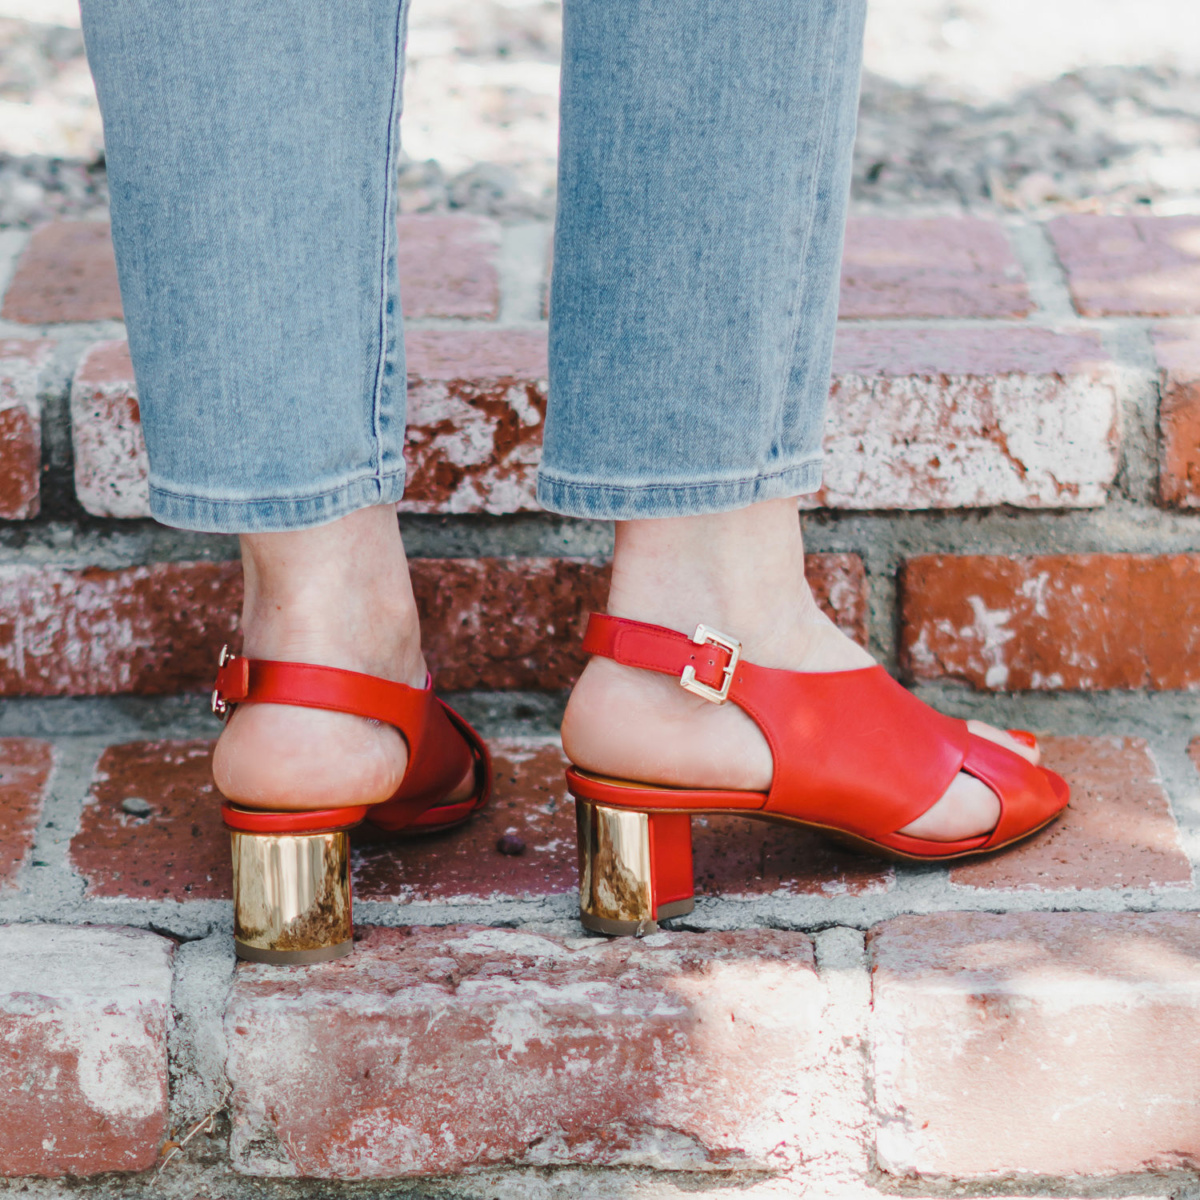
[147,467,408,507]
[537,457,824,493]
[772,0,844,456]
[368,0,407,493]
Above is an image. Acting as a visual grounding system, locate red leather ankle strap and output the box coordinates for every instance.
[582,613,738,696]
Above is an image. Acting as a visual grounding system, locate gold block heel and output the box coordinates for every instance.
[575,799,694,937]
[230,829,354,963]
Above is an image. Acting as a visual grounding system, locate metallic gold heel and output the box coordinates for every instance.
[223,803,368,964]
[575,799,694,936]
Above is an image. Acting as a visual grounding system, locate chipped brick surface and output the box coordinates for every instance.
[1155,321,1200,508]
[397,215,500,319]
[901,553,1200,690]
[69,332,549,518]
[400,330,547,514]
[70,340,148,518]
[0,562,241,696]
[226,925,822,1177]
[1049,214,1200,317]
[839,217,1031,318]
[1,221,122,324]
[0,739,52,891]
[870,911,1200,1178]
[808,327,1121,509]
[0,339,52,519]
[950,736,1191,890]
[0,925,172,1177]
[70,740,228,900]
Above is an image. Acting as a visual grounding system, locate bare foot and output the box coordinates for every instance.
[213,506,473,812]
[561,500,1039,842]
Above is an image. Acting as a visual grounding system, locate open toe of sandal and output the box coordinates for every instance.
[566,614,1069,935]
[211,648,491,962]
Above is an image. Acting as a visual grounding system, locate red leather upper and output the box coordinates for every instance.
[580,613,1068,855]
[214,655,488,833]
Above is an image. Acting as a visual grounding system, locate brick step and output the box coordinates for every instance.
[4,912,1200,1182]
[2,730,1190,903]
[4,214,1200,520]
[7,551,1200,696]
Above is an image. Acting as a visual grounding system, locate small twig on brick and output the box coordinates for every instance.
[156,1091,230,1176]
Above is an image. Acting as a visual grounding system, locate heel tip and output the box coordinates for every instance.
[234,940,354,964]
[580,898,694,939]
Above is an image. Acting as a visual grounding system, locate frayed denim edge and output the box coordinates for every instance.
[148,470,408,533]
[536,459,824,520]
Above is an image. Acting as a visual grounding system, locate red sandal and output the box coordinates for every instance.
[567,615,1069,936]
[211,647,491,963]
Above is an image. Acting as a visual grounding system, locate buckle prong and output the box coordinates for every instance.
[212,644,233,716]
[679,624,741,704]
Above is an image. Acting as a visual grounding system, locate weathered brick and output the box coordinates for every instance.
[870,911,1200,1178]
[839,217,1031,318]
[0,739,53,892]
[1154,321,1200,508]
[808,327,1121,509]
[0,562,241,696]
[70,332,548,518]
[0,339,52,519]
[397,214,500,319]
[70,340,147,518]
[226,925,823,1177]
[1049,214,1200,317]
[71,740,228,900]
[1,221,121,324]
[901,553,1200,690]
[400,329,547,514]
[0,924,172,1177]
[950,736,1190,890]
[0,555,863,696]
[2,217,497,326]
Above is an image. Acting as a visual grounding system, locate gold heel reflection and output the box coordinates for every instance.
[230,830,353,963]
[576,800,694,937]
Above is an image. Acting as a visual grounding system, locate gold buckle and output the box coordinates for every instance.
[679,624,741,704]
[212,644,233,716]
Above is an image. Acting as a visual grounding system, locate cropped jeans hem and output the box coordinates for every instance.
[148,470,408,534]
[535,459,824,521]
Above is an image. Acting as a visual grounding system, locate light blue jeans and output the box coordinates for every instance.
[80,0,866,532]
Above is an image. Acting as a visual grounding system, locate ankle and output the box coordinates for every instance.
[605,498,826,667]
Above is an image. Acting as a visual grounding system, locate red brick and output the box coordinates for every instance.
[357,738,891,902]
[0,924,172,1177]
[1154,321,1200,508]
[1049,214,1200,317]
[71,740,228,900]
[0,339,52,519]
[0,739,53,891]
[396,215,499,319]
[839,218,1031,319]
[0,562,241,696]
[1,217,497,327]
[70,332,549,517]
[1,221,121,324]
[950,736,1190,890]
[870,911,1200,1177]
[0,555,864,697]
[901,553,1200,691]
[810,327,1120,510]
[70,340,147,519]
[226,925,822,1176]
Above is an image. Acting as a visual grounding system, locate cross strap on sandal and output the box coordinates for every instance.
[567,614,1069,936]
[211,647,491,963]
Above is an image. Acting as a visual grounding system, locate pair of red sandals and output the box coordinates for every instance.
[215,614,1069,962]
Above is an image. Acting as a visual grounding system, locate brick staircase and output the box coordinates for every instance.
[1,212,1200,1197]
